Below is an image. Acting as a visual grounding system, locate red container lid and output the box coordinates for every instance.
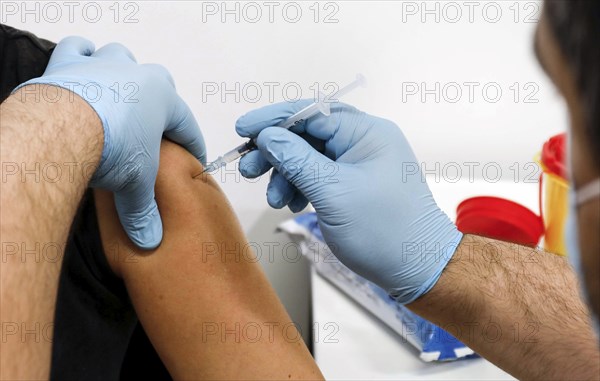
[541,133,567,179]
[456,196,544,247]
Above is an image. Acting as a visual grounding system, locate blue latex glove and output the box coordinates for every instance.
[236,100,463,304]
[15,36,206,250]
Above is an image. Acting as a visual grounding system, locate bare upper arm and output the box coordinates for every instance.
[94,140,323,380]
[96,139,241,278]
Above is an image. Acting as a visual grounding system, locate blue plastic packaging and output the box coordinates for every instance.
[279,212,478,362]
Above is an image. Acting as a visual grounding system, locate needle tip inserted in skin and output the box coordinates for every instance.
[193,165,213,179]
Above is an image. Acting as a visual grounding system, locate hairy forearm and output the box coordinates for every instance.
[0,86,102,379]
[409,234,600,380]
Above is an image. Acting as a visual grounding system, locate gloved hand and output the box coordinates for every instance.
[16,36,206,250]
[236,101,463,304]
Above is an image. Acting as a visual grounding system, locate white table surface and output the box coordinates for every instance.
[311,178,539,380]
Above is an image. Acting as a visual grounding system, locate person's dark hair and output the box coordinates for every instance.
[544,0,600,166]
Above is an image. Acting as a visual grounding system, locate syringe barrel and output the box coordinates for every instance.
[220,139,255,162]
[277,103,321,129]
[207,74,365,173]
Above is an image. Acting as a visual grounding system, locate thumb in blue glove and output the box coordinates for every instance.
[15,36,206,249]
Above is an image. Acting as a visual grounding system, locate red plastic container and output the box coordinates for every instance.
[541,133,568,180]
[456,196,544,247]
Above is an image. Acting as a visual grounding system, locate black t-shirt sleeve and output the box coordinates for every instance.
[52,191,139,381]
[0,24,55,99]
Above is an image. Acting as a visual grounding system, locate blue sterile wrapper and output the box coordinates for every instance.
[279,212,478,362]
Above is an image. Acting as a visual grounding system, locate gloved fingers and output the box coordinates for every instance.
[303,103,389,162]
[236,100,369,162]
[288,192,309,213]
[239,150,272,178]
[235,99,314,138]
[237,131,327,179]
[300,132,329,156]
[92,42,137,63]
[266,170,296,209]
[302,102,368,143]
[164,97,207,165]
[50,36,95,62]
[256,127,334,199]
[114,189,163,250]
[141,63,176,88]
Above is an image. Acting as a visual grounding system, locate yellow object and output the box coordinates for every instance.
[539,161,569,256]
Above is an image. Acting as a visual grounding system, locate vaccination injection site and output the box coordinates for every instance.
[2,0,600,380]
